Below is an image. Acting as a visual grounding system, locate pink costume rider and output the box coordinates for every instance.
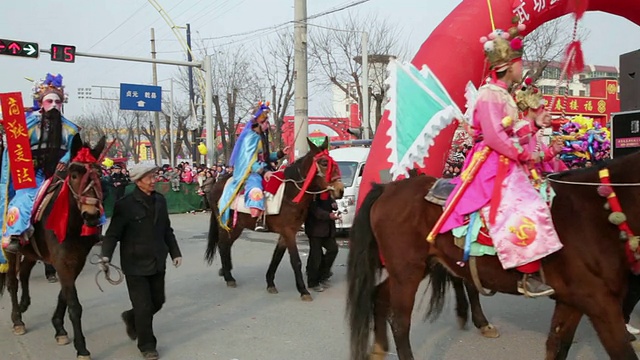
[440,21,563,297]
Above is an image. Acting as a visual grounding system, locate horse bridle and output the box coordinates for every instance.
[67,161,103,210]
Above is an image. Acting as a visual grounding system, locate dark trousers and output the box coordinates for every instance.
[624,273,640,324]
[202,193,211,210]
[124,272,166,352]
[306,236,338,287]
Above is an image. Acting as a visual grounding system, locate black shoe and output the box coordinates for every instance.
[121,311,137,340]
[141,350,159,360]
[517,274,555,298]
[5,238,20,254]
[254,217,268,232]
[46,274,58,283]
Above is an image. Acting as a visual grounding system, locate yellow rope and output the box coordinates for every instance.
[486,0,496,31]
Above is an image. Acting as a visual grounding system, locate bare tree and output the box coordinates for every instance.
[523,16,590,81]
[256,30,296,149]
[309,13,409,133]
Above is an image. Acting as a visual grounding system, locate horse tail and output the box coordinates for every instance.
[204,202,220,266]
[347,183,385,360]
[425,260,452,321]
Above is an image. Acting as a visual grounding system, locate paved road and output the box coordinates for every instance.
[0,212,634,359]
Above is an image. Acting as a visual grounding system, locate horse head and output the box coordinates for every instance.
[62,134,106,227]
[300,136,344,199]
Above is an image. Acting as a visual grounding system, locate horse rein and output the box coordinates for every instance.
[67,161,103,210]
[272,153,341,195]
[89,254,124,292]
[546,177,640,187]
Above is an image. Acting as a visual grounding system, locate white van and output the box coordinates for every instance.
[329,147,370,233]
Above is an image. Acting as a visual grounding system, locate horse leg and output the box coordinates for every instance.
[265,241,287,294]
[7,254,26,336]
[544,302,583,360]
[583,294,637,360]
[370,278,390,360]
[52,289,71,346]
[217,231,237,287]
[388,271,424,360]
[463,281,499,338]
[18,258,37,313]
[283,231,311,301]
[450,276,469,329]
[60,277,91,359]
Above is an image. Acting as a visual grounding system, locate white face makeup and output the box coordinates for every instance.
[42,93,62,112]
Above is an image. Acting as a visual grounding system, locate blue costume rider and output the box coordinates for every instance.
[0,74,80,254]
[217,102,288,232]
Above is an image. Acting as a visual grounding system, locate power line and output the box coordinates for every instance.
[157,0,373,42]
[85,1,148,51]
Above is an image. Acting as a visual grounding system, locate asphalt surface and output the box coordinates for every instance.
[0,212,635,360]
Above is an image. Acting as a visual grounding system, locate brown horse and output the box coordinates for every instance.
[0,134,106,360]
[205,137,344,300]
[348,150,640,360]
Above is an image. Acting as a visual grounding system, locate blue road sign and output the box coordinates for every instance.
[119,83,162,112]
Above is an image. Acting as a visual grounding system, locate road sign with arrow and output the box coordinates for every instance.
[0,38,39,59]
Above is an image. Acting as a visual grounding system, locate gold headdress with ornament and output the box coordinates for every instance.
[515,77,544,112]
[480,16,526,72]
[32,73,67,104]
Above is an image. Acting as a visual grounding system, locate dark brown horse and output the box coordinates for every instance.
[0,134,106,360]
[348,151,640,360]
[205,137,344,300]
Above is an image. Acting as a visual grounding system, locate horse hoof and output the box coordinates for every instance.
[218,268,224,277]
[77,355,91,360]
[12,325,26,336]
[226,281,237,288]
[480,324,500,338]
[267,286,279,294]
[457,316,468,330]
[56,335,71,345]
[301,294,313,302]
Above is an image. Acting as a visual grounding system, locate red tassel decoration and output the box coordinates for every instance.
[567,0,589,20]
[564,41,585,77]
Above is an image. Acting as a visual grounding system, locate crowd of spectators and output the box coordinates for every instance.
[101,161,235,212]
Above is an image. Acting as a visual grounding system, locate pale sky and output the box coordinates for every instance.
[2,0,640,118]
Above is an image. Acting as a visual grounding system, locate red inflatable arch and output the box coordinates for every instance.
[358,0,640,209]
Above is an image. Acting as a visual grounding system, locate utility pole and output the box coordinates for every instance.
[186,23,198,165]
[361,31,370,140]
[151,28,162,166]
[293,0,308,159]
[170,78,175,167]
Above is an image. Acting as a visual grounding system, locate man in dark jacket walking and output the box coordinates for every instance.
[99,165,182,360]
[304,194,340,292]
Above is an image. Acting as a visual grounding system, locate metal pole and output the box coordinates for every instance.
[293,0,308,159]
[187,23,198,165]
[170,78,175,167]
[41,49,202,67]
[151,28,162,166]
[204,55,214,167]
[361,31,370,140]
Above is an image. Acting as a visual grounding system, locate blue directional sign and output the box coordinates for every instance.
[119,83,162,112]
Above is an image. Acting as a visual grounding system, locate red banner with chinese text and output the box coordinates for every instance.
[0,92,37,190]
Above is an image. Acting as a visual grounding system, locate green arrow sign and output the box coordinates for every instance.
[0,38,39,59]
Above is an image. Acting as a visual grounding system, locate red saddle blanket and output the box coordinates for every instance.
[238,171,285,195]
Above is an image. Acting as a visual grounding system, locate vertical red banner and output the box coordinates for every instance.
[0,92,37,190]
